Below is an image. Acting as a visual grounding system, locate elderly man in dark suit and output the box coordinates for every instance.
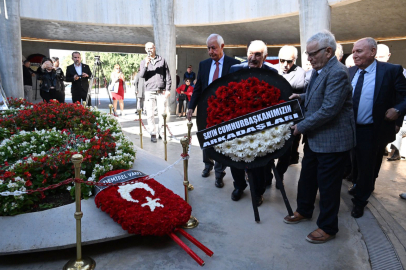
[187,34,240,188]
[229,40,278,205]
[284,30,355,244]
[65,52,92,106]
[347,38,406,218]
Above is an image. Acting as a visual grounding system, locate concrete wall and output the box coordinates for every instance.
[20,0,355,26]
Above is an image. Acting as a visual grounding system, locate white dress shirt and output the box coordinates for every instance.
[74,63,82,75]
[208,54,225,85]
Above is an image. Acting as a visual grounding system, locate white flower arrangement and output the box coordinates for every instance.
[214,123,292,163]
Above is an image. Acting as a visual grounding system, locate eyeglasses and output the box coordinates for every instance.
[280,59,293,64]
[305,47,327,58]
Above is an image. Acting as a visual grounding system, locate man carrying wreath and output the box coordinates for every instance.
[284,30,355,244]
[228,40,278,205]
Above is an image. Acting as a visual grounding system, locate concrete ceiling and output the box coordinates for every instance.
[20,0,406,47]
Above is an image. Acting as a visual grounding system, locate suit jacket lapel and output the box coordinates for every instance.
[374,61,385,104]
[305,58,336,108]
[349,67,358,82]
[222,56,229,76]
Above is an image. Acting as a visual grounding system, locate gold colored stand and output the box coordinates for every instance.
[63,154,96,270]
[137,109,143,149]
[82,101,86,107]
[187,121,194,191]
[109,104,113,115]
[163,113,168,161]
[180,138,199,229]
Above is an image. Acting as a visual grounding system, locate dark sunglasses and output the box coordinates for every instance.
[280,59,293,64]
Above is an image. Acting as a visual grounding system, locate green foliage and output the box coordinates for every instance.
[85,52,145,81]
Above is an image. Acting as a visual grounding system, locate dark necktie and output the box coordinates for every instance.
[307,70,319,93]
[352,70,367,122]
[212,61,220,81]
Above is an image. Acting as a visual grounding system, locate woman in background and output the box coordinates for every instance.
[109,64,126,116]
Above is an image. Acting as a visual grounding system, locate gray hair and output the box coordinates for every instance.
[279,45,298,59]
[335,44,344,60]
[358,37,377,50]
[247,40,268,57]
[307,30,337,52]
[206,34,224,47]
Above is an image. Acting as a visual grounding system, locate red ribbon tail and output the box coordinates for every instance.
[168,232,205,266]
[175,228,214,257]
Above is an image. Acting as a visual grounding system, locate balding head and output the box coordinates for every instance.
[352,37,377,70]
[247,40,268,68]
[278,45,298,73]
[206,34,225,61]
[376,44,391,62]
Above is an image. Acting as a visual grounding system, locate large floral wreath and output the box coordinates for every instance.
[95,170,192,236]
[206,77,292,163]
[0,99,135,216]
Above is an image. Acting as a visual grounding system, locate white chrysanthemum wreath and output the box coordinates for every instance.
[214,123,292,163]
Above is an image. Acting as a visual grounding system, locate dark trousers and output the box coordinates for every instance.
[202,149,227,178]
[136,97,145,111]
[231,167,248,190]
[42,89,56,102]
[352,124,385,207]
[296,143,348,235]
[55,90,65,103]
[291,134,301,160]
[72,90,91,106]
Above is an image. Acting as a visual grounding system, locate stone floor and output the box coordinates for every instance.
[2,92,406,269]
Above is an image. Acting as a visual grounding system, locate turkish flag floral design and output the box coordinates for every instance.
[95,170,192,236]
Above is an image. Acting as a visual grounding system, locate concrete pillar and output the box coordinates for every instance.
[0,0,24,99]
[150,0,177,114]
[298,0,331,57]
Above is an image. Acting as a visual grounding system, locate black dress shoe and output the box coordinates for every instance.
[201,168,212,178]
[348,184,356,196]
[231,189,244,201]
[289,156,299,165]
[351,204,364,218]
[215,172,226,188]
[151,135,157,143]
[158,134,162,140]
[256,195,264,206]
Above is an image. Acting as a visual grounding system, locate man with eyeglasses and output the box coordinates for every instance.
[273,45,307,170]
[283,30,355,244]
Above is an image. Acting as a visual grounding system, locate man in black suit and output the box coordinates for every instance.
[229,40,278,205]
[187,33,240,188]
[65,52,92,106]
[348,37,406,218]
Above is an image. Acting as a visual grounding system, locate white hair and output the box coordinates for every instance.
[335,44,344,60]
[377,43,390,54]
[206,34,224,47]
[279,45,298,59]
[247,40,268,58]
[145,42,155,49]
[356,37,377,50]
[307,30,337,52]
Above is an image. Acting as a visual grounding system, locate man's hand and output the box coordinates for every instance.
[74,74,79,81]
[291,124,301,136]
[82,73,89,78]
[187,109,194,121]
[396,125,400,134]
[385,108,400,121]
[289,94,301,103]
[145,56,151,65]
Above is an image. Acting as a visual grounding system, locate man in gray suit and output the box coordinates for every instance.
[283,30,356,244]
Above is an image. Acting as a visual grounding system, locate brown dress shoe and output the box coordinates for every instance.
[283,211,310,224]
[305,228,335,244]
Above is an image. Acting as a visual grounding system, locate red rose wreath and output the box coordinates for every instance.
[95,170,213,265]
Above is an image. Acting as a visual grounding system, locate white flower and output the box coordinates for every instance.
[88,191,92,196]
[67,186,72,191]
[80,170,86,175]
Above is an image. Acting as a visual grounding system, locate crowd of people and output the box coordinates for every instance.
[22,31,406,244]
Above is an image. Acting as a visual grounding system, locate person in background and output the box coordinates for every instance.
[176,78,193,118]
[22,60,35,102]
[51,57,65,103]
[109,64,126,116]
[184,65,196,86]
[345,54,355,68]
[65,52,92,106]
[335,43,344,62]
[134,68,146,115]
[39,60,62,102]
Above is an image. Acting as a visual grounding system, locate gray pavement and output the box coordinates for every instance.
[2,92,406,269]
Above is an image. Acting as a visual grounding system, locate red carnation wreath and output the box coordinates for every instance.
[205,77,293,163]
[206,77,285,128]
[95,170,191,236]
[94,170,213,266]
